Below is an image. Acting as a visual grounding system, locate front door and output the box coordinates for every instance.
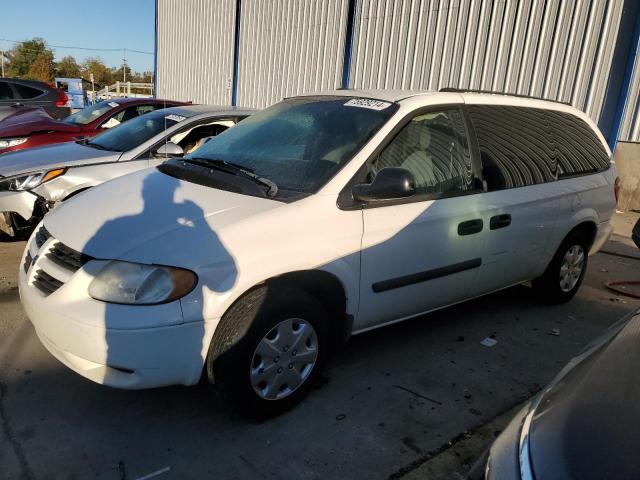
[356,107,488,331]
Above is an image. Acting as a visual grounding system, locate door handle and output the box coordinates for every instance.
[458,219,483,236]
[490,214,511,230]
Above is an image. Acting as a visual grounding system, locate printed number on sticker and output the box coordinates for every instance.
[344,98,392,110]
[165,114,187,122]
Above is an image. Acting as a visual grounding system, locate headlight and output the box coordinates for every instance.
[88,261,197,305]
[0,168,66,191]
[0,137,28,149]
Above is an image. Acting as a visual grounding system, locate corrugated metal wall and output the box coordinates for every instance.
[155,0,639,141]
[236,0,349,108]
[156,0,236,104]
[349,0,624,125]
[619,40,640,142]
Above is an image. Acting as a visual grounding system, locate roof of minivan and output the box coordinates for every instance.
[299,88,576,108]
[296,88,609,153]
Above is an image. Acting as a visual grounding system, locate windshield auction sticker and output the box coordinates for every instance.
[344,98,392,110]
[165,114,187,122]
[107,102,119,108]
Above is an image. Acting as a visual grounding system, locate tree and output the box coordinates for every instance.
[25,51,55,82]
[81,57,113,87]
[56,56,82,78]
[5,38,55,80]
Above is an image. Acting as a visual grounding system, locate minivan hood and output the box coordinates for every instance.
[44,168,283,265]
[0,108,81,137]
[0,141,118,177]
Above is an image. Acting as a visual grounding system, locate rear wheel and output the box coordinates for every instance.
[206,285,328,418]
[533,232,588,303]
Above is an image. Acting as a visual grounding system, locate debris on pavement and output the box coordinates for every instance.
[480,337,497,347]
[135,467,171,480]
[548,329,561,336]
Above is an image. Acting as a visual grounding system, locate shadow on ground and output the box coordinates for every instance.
[2,245,638,480]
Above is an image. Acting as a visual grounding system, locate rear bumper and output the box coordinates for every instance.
[590,220,613,255]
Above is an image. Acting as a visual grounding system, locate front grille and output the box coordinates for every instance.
[27,230,93,296]
[32,269,63,295]
[23,251,33,274]
[35,225,51,248]
[46,242,89,272]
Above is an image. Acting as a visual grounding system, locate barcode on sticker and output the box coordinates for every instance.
[165,114,187,122]
[107,102,119,108]
[344,98,392,110]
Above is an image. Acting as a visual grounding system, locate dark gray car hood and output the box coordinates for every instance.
[528,311,640,479]
[0,141,120,178]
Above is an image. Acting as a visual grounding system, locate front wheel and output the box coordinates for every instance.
[206,285,328,418]
[533,232,588,303]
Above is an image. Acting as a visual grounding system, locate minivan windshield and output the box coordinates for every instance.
[63,101,118,125]
[84,110,183,152]
[185,96,398,194]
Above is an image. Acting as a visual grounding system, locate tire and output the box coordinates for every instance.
[206,285,328,418]
[533,231,589,304]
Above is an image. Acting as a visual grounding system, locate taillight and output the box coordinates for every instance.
[54,89,69,107]
[614,176,620,206]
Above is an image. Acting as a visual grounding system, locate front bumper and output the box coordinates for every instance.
[19,233,216,389]
[0,190,37,222]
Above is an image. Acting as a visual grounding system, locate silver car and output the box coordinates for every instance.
[0,105,254,237]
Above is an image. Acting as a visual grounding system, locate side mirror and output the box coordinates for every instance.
[352,167,416,202]
[155,142,184,158]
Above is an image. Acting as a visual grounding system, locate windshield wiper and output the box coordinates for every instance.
[184,157,278,197]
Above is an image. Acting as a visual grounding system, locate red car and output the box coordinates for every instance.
[0,98,188,154]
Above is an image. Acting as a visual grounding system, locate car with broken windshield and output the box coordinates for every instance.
[19,90,617,417]
[0,104,252,237]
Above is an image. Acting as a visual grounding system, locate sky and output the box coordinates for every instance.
[1,0,156,73]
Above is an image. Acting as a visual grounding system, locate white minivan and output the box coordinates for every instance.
[19,90,617,416]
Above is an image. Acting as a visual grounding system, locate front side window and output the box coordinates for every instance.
[368,108,474,197]
[186,96,398,194]
[85,110,182,152]
[64,101,119,125]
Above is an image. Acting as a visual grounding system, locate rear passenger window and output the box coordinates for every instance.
[369,108,474,197]
[468,105,610,191]
[467,106,557,191]
[545,111,610,177]
[14,84,43,99]
[0,82,14,100]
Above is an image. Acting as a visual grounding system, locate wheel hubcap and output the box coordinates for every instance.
[250,318,318,401]
[559,244,585,292]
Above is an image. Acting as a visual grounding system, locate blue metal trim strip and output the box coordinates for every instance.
[609,6,640,150]
[153,0,158,98]
[231,0,242,106]
[341,0,357,89]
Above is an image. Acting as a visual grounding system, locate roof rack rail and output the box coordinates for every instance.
[438,88,572,106]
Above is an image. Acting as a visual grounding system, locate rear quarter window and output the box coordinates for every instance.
[14,84,43,99]
[544,110,610,178]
